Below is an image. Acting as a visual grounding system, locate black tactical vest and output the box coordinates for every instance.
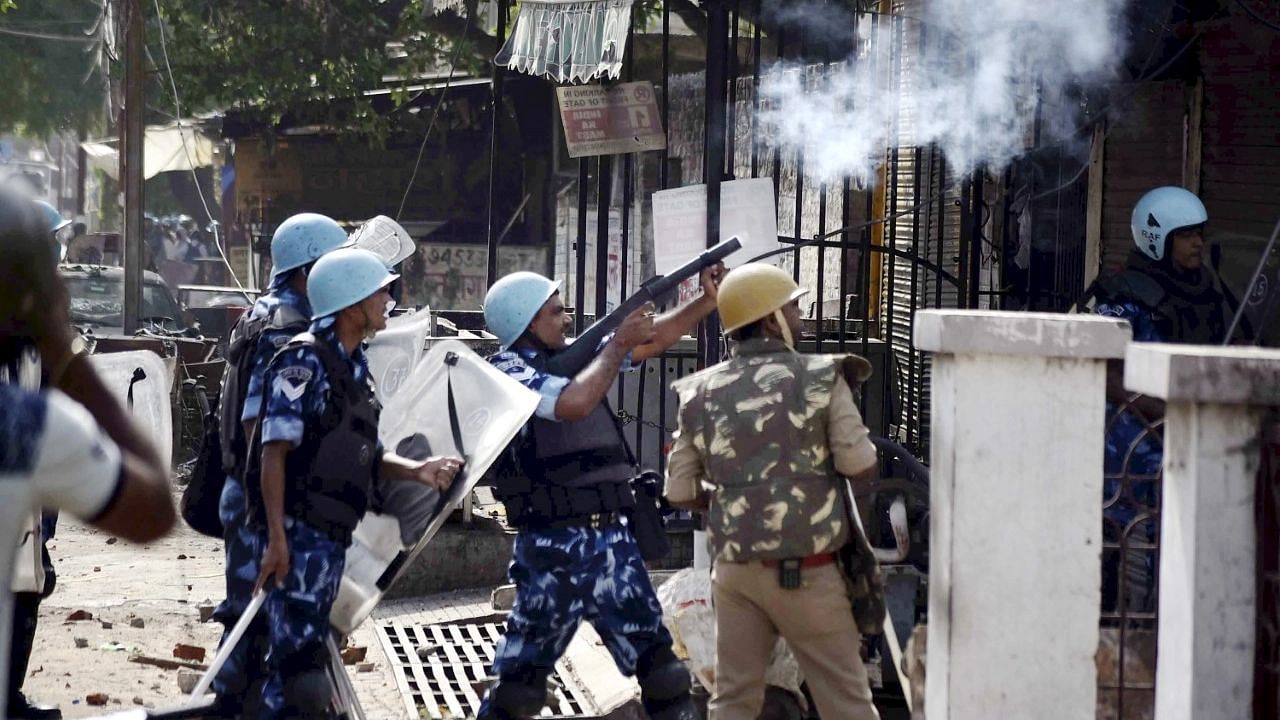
[493,351,636,528]
[218,302,308,478]
[246,334,381,546]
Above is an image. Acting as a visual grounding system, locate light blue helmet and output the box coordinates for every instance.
[483,271,561,350]
[270,213,350,282]
[1131,186,1207,261]
[32,200,71,234]
[307,247,399,319]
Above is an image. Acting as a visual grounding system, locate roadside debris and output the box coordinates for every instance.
[86,693,109,706]
[129,617,145,629]
[176,670,201,694]
[74,638,89,649]
[67,610,93,622]
[173,644,206,663]
[130,655,208,672]
[340,645,368,665]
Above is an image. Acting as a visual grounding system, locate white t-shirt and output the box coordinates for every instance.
[0,385,124,717]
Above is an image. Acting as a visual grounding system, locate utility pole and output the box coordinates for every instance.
[701,0,728,368]
[121,0,145,334]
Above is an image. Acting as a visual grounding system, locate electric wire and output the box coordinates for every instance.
[396,16,472,221]
[151,0,252,297]
[0,24,97,42]
[1233,0,1280,33]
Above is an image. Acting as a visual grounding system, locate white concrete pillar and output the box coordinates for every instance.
[914,310,1131,720]
[1124,344,1280,720]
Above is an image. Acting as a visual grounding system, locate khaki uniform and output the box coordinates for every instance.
[667,337,880,720]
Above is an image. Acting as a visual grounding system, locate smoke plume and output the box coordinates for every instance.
[758,0,1126,181]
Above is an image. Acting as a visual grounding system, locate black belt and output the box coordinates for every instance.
[530,511,622,531]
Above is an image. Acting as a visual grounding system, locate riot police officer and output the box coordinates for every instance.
[248,247,461,718]
[209,212,351,714]
[666,264,882,720]
[1092,186,1239,612]
[477,264,724,720]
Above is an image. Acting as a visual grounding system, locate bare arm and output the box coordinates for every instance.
[554,305,656,422]
[632,263,726,363]
[554,343,633,422]
[632,295,716,363]
[380,452,464,490]
[255,441,291,591]
[52,352,167,474]
[91,453,176,542]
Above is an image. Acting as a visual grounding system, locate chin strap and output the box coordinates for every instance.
[774,308,794,349]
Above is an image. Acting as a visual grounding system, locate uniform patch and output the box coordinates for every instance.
[271,334,290,348]
[277,366,313,402]
[503,364,536,382]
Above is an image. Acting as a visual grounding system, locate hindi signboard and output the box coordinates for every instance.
[556,81,667,158]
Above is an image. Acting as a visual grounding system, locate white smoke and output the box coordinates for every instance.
[758,0,1126,181]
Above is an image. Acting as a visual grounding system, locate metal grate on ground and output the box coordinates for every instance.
[377,620,592,719]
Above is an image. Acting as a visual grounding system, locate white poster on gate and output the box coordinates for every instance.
[652,178,780,302]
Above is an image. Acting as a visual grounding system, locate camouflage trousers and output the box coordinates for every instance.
[211,475,269,703]
[257,518,346,720]
[479,521,674,717]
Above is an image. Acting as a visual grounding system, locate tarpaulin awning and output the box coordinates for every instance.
[81,121,215,181]
[492,0,634,84]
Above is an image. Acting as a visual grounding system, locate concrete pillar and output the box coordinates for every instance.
[1124,344,1280,720]
[914,310,1131,720]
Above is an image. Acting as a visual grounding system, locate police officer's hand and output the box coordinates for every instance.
[255,539,290,593]
[700,261,727,301]
[416,456,464,491]
[615,303,657,350]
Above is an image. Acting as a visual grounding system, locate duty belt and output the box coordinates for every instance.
[532,511,622,531]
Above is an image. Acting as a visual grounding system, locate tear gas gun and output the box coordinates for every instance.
[544,236,742,378]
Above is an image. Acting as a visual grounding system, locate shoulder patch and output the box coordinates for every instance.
[276,365,314,402]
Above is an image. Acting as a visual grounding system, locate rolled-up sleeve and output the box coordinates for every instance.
[829,373,877,476]
[665,386,709,507]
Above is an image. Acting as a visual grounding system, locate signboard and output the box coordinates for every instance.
[557,81,667,158]
[402,243,547,311]
[652,178,780,302]
[553,201,643,316]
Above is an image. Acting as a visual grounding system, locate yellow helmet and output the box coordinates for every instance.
[717,263,809,333]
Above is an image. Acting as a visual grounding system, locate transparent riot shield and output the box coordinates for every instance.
[330,339,539,634]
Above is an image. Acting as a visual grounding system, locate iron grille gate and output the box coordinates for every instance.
[378,620,591,719]
[1099,400,1163,718]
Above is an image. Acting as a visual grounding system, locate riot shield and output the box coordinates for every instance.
[351,215,417,268]
[330,339,539,634]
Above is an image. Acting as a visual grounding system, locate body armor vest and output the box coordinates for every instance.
[493,351,636,528]
[673,341,850,562]
[246,334,381,546]
[219,302,307,478]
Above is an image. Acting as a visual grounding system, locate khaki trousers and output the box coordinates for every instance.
[709,560,880,720]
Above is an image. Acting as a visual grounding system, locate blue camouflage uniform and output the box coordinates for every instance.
[1094,301,1163,611]
[480,345,677,718]
[212,285,311,703]
[253,315,376,719]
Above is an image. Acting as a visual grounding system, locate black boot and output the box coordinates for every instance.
[8,593,60,720]
[6,691,62,720]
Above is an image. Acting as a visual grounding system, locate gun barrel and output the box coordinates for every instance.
[544,236,743,377]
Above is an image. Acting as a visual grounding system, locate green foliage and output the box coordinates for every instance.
[0,0,108,137]
[153,0,487,140]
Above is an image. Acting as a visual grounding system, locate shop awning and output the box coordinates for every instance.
[81,121,215,181]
